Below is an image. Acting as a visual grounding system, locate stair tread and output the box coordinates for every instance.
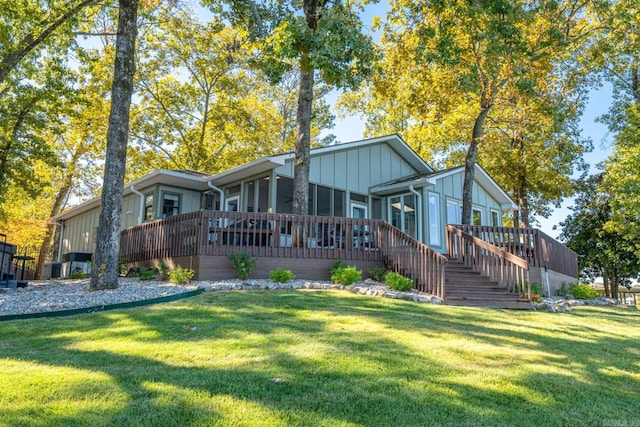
[443,257,529,309]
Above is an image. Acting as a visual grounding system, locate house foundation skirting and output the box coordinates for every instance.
[529,267,577,297]
[129,256,385,282]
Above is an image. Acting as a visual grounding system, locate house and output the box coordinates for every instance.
[51,135,577,302]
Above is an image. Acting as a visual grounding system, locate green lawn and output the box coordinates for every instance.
[0,290,638,427]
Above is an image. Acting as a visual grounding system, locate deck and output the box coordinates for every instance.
[118,211,578,303]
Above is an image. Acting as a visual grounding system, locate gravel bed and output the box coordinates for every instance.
[0,278,199,316]
[0,277,439,318]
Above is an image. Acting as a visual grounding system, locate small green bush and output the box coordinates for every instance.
[530,282,542,296]
[157,262,170,281]
[330,259,346,275]
[70,270,87,279]
[118,257,128,276]
[569,283,598,300]
[169,268,195,285]
[384,271,414,292]
[368,266,386,282]
[331,266,362,286]
[228,252,257,280]
[138,267,157,281]
[270,267,295,283]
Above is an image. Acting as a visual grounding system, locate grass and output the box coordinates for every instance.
[0,290,639,426]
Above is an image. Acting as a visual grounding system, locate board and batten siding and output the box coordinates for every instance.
[426,170,504,252]
[277,142,419,194]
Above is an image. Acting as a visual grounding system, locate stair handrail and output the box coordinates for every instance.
[378,221,447,299]
[446,225,530,299]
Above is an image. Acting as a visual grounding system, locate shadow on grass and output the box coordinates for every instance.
[0,290,639,426]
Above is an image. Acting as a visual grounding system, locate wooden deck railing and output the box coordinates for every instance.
[448,225,578,278]
[119,211,448,298]
[378,221,446,298]
[446,225,530,299]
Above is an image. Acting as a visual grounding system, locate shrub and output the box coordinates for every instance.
[169,268,195,285]
[157,262,170,281]
[138,267,157,281]
[70,270,87,279]
[330,259,346,275]
[384,271,414,292]
[270,268,295,283]
[530,282,542,296]
[228,252,257,280]
[569,283,598,300]
[368,266,386,282]
[331,266,362,286]
[529,282,543,301]
[118,257,128,276]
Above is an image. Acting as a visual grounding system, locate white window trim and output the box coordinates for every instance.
[490,209,501,227]
[472,207,484,226]
[428,192,441,246]
[351,202,368,219]
[446,199,461,225]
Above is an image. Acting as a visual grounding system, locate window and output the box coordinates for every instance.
[257,177,270,213]
[334,189,345,217]
[317,185,331,216]
[203,191,218,211]
[225,196,239,212]
[144,194,154,221]
[308,183,315,215]
[428,193,441,246]
[350,192,368,203]
[491,210,500,227]
[245,180,256,212]
[276,176,293,213]
[446,200,460,225]
[389,194,417,238]
[371,198,382,219]
[162,193,180,218]
[351,203,367,219]
[472,208,483,226]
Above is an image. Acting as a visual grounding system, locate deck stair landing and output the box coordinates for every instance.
[444,257,532,309]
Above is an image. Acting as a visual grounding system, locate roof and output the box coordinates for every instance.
[52,169,216,221]
[51,135,503,221]
[204,134,433,185]
[370,164,518,211]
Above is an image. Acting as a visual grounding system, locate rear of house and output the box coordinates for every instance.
[50,134,576,296]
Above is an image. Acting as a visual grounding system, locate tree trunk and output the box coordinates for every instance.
[292,66,313,216]
[611,271,619,300]
[461,104,492,224]
[89,0,138,290]
[291,66,313,247]
[602,269,611,298]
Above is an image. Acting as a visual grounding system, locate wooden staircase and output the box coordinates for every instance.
[445,257,532,309]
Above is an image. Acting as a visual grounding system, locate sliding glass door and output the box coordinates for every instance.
[389,194,417,239]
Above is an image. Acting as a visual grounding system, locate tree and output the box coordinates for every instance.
[0,0,104,90]
[89,0,138,290]
[559,174,640,298]
[592,0,640,250]
[342,0,593,224]
[202,0,376,218]
[477,82,591,227]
